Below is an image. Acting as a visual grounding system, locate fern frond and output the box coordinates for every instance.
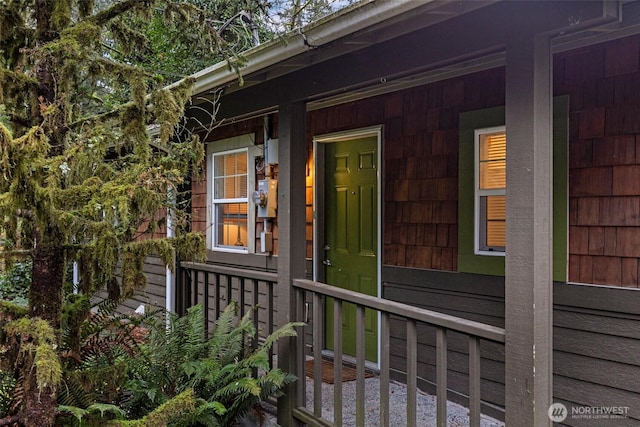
[261,321,304,351]
[86,402,126,419]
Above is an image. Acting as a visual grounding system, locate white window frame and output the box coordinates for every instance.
[474,125,506,256]
[206,134,259,253]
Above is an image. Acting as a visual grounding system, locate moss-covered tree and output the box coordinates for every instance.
[0,1,265,425]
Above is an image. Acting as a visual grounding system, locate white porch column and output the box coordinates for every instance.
[276,101,307,426]
[505,33,553,426]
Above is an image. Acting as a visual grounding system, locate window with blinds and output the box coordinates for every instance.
[212,149,249,250]
[475,127,506,253]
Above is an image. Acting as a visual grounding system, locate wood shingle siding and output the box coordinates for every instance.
[561,34,640,287]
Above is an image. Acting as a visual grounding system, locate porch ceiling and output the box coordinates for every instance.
[185,0,637,127]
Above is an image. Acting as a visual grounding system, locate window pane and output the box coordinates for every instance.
[239,175,248,198]
[486,195,505,220]
[479,132,506,189]
[215,203,248,248]
[214,177,225,199]
[479,160,506,189]
[213,151,248,200]
[486,220,505,248]
[480,195,505,250]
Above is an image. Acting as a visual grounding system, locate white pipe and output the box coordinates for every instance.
[166,200,175,321]
[72,261,79,294]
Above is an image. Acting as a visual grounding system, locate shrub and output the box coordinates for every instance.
[57,302,303,426]
[0,260,31,306]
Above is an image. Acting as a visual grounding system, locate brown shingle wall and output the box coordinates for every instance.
[190,118,270,245]
[558,34,640,287]
[307,69,506,271]
[192,34,640,287]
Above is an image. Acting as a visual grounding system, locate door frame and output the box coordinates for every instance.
[312,125,383,365]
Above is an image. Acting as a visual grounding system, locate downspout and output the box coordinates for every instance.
[166,199,175,324]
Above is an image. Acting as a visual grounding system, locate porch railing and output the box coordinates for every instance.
[291,278,506,427]
[175,263,506,427]
[176,262,277,362]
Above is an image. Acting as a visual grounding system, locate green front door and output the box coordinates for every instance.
[324,136,378,362]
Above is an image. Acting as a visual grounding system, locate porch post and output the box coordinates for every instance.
[276,100,307,426]
[504,33,553,426]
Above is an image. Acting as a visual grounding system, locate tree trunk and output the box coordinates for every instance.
[22,230,65,427]
[29,229,64,329]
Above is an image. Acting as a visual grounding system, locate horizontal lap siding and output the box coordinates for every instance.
[383,266,640,423]
[554,288,640,425]
[125,256,167,314]
[95,256,167,316]
[383,267,506,419]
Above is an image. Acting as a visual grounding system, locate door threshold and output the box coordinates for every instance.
[318,349,380,373]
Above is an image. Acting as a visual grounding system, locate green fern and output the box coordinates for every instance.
[0,370,16,418]
[53,301,302,426]
[57,297,151,414]
[121,302,303,425]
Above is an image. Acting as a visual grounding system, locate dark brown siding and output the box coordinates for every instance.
[383,267,640,423]
[97,256,167,315]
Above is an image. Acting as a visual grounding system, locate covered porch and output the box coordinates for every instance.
[164,1,640,425]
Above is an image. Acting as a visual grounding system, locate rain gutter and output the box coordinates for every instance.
[169,0,442,96]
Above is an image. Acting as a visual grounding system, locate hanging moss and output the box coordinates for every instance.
[108,389,197,427]
[150,77,195,145]
[4,317,63,391]
[1,2,222,420]
[0,300,28,320]
[61,294,91,354]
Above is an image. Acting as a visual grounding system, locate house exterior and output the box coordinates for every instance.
[132,1,640,425]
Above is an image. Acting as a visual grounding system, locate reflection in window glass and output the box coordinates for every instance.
[476,128,506,253]
[212,150,248,250]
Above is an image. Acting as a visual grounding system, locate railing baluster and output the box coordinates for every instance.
[252,279,259,352]
[215,273,221,319]
[313,292,323,418]
[469,336,481,427]
[436,328,448,427]
[185,270,192,313]
[268,281,274,367]
[239,277,246,318]
[204,272,210,338]
[356,305,366,426]
[226,274,232,311]
[192,270,199,307]
[296,288,306,407]
[407,319,417,427]
[333,298,343,427]
[172,271,507,427]
[380,312,390,427]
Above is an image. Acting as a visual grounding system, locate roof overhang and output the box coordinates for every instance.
[177,0,640,124]
[172,0,500,97]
